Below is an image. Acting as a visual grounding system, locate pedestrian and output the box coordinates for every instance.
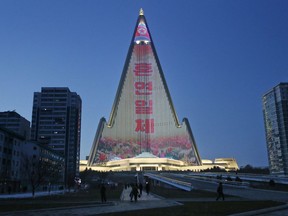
[139,183,143,196]
[48,182,51,194]
[130,184,139,202]
[216,182,225,201]
[145,181,150,195]
[100,184,107,203]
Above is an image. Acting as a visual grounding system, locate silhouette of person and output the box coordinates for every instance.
[216,182,225,201]
[130,184,139,202]
[100,184,107,203]
[145,181,150,195]
[139,183,143,196]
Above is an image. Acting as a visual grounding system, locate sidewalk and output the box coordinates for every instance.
[1,188,288,216]
[0,190,66,199]
[120,187,162,201]
[0,188,180,216]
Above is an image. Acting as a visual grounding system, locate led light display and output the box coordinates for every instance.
[88,12,201,166]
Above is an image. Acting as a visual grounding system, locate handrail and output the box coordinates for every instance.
[144,173,193,191]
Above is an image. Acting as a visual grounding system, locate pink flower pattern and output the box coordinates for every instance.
[95,135,197,164]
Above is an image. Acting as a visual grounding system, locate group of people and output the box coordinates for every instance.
[100,181,151,203]
[129,181,150,202]
[100,180,224,203]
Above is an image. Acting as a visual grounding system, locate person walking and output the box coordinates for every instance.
[100,184,107,203]
[139,183,143,196]
[216,182,225,201]
[145,181,150,195]
[130,184,139,202]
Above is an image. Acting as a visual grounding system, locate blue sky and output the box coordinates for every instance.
[0,1,287,167]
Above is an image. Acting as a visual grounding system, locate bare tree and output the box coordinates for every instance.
[21,154,63,197]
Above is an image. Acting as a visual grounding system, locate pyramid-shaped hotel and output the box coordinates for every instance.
[83,9,238,172]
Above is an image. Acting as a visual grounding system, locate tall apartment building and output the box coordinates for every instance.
[30,87,81,185]
[0,111,30,139]
[263,83,288,175]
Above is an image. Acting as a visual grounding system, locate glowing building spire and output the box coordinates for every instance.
[88,9,201,167]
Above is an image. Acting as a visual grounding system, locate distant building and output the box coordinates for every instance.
[0,126,65,193]
[80,153,239,172]
[0,111,30,139]
[21,141,65,191]
[30,87,81,185]
[0,126,24,193]
[213,158,239,171]
[263,83,288,175]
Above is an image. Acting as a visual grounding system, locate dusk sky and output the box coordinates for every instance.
[1,1,287,167]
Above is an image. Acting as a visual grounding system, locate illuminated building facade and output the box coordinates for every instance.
[87,9,202,170]
[263,83,288,175]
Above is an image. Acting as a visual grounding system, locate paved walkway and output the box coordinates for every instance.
[0,201,180,216]
[0,188,180,216]
[1,188,288,216]
[120,187,162,201]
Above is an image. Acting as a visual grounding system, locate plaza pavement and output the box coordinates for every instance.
[1,187,288,215]
[0,188,180,216]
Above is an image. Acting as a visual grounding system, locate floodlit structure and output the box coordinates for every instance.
[85,9,238,172]
[81,154,238,172]
[213,158,239,171]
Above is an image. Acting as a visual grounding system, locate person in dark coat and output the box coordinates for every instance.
[100,184,107,203]
[216,182,225,201]
[145,181,150,195]
[139,183,143,196]
[130,184,139,202]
